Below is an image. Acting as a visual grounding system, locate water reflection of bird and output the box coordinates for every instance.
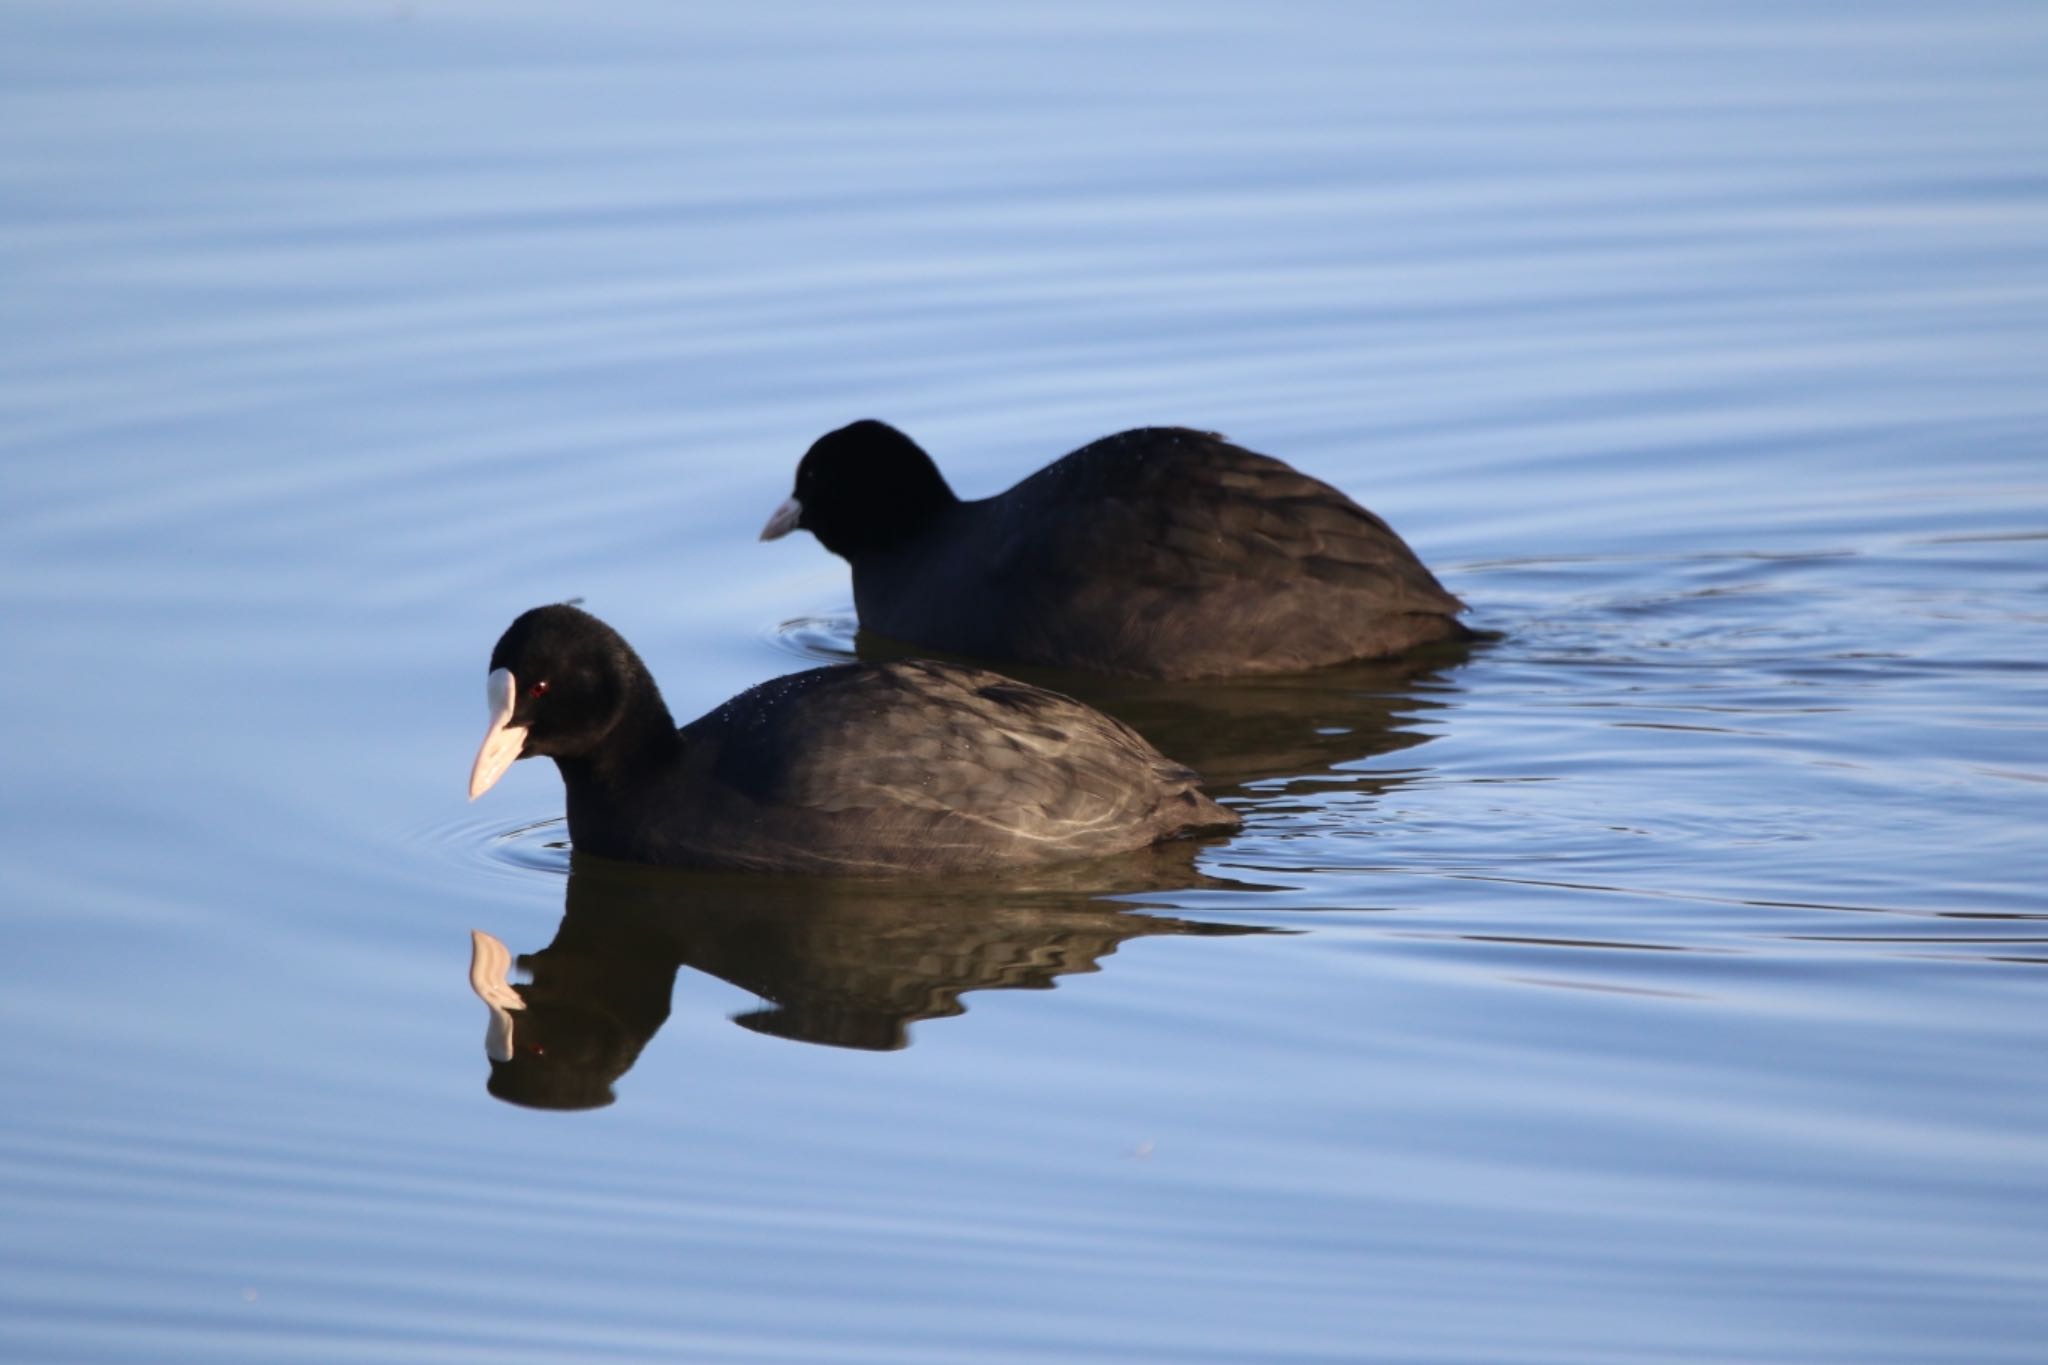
[468,852,1275,1111]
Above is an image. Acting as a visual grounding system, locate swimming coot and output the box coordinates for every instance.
[760,421,1471,679]
[467,604,1239,875]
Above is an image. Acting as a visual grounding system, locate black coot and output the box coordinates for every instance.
[761,420,1472,680]
[468,604,1239,875]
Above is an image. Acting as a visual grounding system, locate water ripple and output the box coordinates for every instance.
[408,812,572,880]
[764,612,861,665]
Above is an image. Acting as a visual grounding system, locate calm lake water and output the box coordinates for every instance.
[5,1,2047,1360]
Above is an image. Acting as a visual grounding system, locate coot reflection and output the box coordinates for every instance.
[468,852,1273,1111]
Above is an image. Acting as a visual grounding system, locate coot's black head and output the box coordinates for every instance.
[468,604,667,799]
[759,419,958,560]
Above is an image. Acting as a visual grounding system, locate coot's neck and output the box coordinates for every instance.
[554,686,681,832]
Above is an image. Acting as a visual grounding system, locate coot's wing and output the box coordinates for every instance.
[705,660,1227,842]
[986,427,1464,613]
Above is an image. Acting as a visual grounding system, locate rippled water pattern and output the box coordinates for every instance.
[4,2,2047,1361]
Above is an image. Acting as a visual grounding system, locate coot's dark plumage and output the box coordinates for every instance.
[467,605,1238,875]
[760,420,1471,680]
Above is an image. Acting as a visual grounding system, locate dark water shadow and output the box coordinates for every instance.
[852,629,1483,791]
[468,848,1278,1111]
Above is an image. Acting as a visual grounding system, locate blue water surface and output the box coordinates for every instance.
[3,2,2046,1360]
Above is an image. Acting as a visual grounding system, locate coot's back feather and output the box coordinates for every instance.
[987,427,1464,606]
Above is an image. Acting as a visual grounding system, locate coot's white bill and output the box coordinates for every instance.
[759,496,803,541]
[468,666,527,800]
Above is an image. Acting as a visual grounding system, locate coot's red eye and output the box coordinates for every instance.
[529,679,550,698]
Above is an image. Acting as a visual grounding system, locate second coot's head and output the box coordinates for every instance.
[759,419,958,559]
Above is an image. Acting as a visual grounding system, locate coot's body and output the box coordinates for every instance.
[468,605,1237,876]
[763,422,1470,680]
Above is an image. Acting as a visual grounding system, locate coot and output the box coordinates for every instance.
[467,604,1238,875]
[761,420,1471,679]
